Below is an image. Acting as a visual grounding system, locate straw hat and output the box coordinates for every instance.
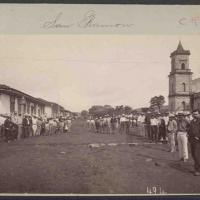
[169,113,175,118]
[176,111,184,116]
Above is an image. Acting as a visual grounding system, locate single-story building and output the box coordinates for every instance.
[0,84,45,116]
[0,84,69,117]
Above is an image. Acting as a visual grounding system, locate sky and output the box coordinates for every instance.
[0,35,200,112]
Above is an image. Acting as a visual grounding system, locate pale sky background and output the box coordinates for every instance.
[0,35,200,112]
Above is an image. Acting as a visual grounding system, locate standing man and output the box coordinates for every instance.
[150,114,159,142]
[137,113,145,136]
[125,115,131,134]
[176,112,190,162]
[17,114,23,139]
[28,115,33,136]
[40,118,46,135]
[167,114,177,152]
[67,118,72,132]
[35,117,42,136]
[145,112,151,139]
[105,115,112,134]
[11,112,19,140]
[188,110,200,176]
[4,116,12,142]
[95,117,100,133]
[159,114,167,142]
[32,115,37,136]
[90,117,95,133]
[111,115,117,134]
[119,114,126,134]
[22,114,29,138]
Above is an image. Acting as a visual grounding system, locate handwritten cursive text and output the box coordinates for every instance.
[42,12,74,29]
[78,10,134,28]
[42,10,134,29]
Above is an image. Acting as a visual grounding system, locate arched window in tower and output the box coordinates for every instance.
[181,63,185,70]
[182,83,186,92]
[182,101,186,111]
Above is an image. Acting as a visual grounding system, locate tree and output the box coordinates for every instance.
[80,110,89,119]
[141,107,149,113]
[103,105,114,115]
[88,105,114,117]
[150,95,165,112]
[89,105,105,117]
[114,105,124,115]
[124,105,132,114]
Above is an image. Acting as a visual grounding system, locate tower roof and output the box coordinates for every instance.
[170,41,190,57]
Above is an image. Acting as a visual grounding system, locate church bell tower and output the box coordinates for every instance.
[168,41,193,112]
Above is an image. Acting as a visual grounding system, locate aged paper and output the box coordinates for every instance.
[0,4,200,196]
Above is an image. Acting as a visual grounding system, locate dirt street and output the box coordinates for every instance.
[0,119,199,194]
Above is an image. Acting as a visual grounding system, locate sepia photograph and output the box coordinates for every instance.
[0,4,200,196]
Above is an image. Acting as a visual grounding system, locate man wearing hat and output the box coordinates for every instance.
[188,110,200,176]
[176,111,190,162]
[167,113,177,152]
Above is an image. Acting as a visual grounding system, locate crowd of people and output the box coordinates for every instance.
[0,112,73,143]
[86,112,171,139]
[87,114,140,135]
[86,109,200,176]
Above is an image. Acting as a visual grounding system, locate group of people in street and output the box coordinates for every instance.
[86,114,138,134]
[86,109,200,176]
[87,112,168,137]
[0,112,73,143]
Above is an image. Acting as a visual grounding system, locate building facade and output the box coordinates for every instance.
[0,84,69,117]
[168,41,193,112]
[168,42,200,112]
[0,85,46,116]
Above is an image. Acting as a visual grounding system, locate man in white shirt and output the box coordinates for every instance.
[163,113,169,127]
[150,115,159,141]
[32,115,37,136]
[119,114,126,133]
[138,113,145,136]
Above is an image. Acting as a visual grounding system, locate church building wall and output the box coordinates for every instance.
[168,42,193,112]
[175,74,192,94]
[174,96,191,111]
